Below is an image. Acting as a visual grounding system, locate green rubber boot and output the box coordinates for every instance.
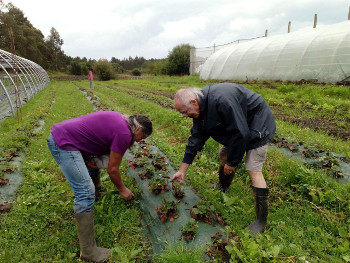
[248,187,269,233]
[75,211,110,263]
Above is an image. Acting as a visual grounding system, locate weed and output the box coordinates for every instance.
[152,243,205,263]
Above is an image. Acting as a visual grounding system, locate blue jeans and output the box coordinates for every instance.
[47,133,100,213]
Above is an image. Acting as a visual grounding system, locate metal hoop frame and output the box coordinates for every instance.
[0,49,50,119]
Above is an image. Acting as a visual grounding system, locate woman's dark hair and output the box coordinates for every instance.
[128,114,153,137]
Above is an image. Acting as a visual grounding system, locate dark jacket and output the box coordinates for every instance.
[183,83,276,167]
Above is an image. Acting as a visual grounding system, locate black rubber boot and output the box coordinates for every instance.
[218,165,235,192]
[248,187,269,233]
[75,211,110,263]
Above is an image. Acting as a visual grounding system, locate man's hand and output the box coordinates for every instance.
[118,186,134,201]
[171,171,185,183]
[224,164,236,175]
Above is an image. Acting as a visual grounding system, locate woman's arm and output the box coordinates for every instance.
[107,150,134,200]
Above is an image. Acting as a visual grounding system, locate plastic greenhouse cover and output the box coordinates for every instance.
[200,21,350,83]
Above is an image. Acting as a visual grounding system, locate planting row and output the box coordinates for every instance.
[88,79,350,141]
[2,79,349,262]
[0,82,148,262]
[78,80,350,181]
[125,139,231,260]
[81,80,350,262]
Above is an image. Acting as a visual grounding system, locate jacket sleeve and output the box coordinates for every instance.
[183,119,210,164]
[218,97,250,167]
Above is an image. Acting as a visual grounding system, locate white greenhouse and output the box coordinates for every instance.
[199,21,350,83]
[0,49,50,120]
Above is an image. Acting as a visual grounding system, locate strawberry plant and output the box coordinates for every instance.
[139,165,155,180]
[129,156,149,169]
[150,152,169,171]
[154,197,179,222]
[190,200,216,225]
[180,218,198,242]
[149,174,169,194]
[172,181,185,198]
[0,178,9,185]
[134,141,151,158]
[152,157,169,171]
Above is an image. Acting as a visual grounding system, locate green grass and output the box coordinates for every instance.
[0,81,146,262]
[1,77,350,262]
[152,243,206,263]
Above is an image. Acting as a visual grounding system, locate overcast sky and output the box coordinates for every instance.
[4,0,350,60]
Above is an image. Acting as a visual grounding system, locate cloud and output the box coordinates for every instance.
[160,16,207,39]
[5,0,349,59]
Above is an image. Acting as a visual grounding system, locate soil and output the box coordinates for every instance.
[51,75,87,81]
[77,85,111,111]
[112,84,174,100]
[107,81,350,141]
[274,113,350,141]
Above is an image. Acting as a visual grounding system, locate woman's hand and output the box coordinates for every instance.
[108,150,134,201]
[118,186,134,201]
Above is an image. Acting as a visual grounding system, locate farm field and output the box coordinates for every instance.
[0,75,350,263]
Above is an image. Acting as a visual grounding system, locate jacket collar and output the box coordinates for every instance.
[199,86,210,114]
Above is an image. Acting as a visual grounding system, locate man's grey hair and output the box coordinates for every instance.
[174,87,204,107]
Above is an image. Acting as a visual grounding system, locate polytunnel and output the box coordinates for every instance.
[200,21,350,83]
[0,49,50,120]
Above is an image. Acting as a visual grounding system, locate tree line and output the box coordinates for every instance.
[0,2,192,79]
